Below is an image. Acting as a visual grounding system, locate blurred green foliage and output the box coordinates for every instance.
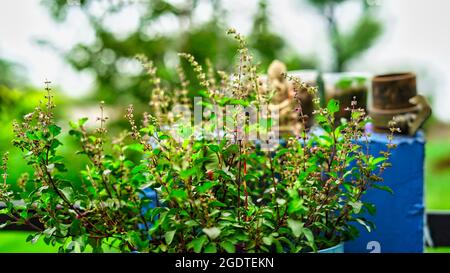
[306,0,383,72]
[249,0,317,70]
[0,231,58,253]
[0,58,25,88]
[41,0,312,109]
[425,139,450,210]
[0,231,119,253]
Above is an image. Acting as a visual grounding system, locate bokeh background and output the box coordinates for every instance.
[1,0,449,252]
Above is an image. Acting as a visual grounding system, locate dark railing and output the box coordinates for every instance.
[427,211,450,247]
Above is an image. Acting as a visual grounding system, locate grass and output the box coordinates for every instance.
[425,139,450,210]
[423,138,450,253]
[0,231,120,253]
[426,247,450,253]
[0,231,58,253]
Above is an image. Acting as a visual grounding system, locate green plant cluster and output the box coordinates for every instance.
[0,30,395,253]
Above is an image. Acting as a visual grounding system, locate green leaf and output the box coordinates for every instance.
[49,124,62,137]
[170,189,188,201]
[188,235,207,253]
[70,220,82,236]
[43,227,57,238]
[67,240,82,253]
[287,219,303,238]
[126,143,144,152]
[219,241,235,253]
[288,199,306,214]
[351,110,363,120]
[364,202,377,216]
[224,144,239,155]
[229,99,249,107]
[372,157,387,165]
[78,117,89,126]
[208,144,220,153]
[198,182,215,193]
[209,200,226,207]
[356,218,372,232]
[153,148,161,156]
[184,220,199,227]
[50,155,64,163]
[180,168,196,179]
[315,114,328,125]
[202,227,221,240]
[302,227,314,246]
[204,243,217,253]
[273,239,283,252]
[262,236,273,246]
[50,139,63,150]
[61,187,74,202]
[349,201,363,214]
[159,134,170,140]
[20,210,28,219]
[0,221,10,229]
[131,165,147,175]
[327,99,340,114]
[69,130,83,139]
[372,184,394,194]
[165,230,176,245]
[69,121,78,129]
[26,132,39,141]
[26,233,41,244]
[131,173,146,186]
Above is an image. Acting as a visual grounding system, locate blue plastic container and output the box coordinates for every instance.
[318,243,344,253]
[344,131,425,253]
[138,187,159,231]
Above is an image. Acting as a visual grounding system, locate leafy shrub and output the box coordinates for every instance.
[0,30,395,253]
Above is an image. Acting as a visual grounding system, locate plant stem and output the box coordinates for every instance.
[268,150,280,224]
[236,139,242,222]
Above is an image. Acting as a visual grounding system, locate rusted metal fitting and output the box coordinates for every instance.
[369,72,432,135]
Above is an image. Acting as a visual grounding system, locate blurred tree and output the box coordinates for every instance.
[0,56,25,88]
[0,52,28,114]
[41,0,230,106]
[249,0,317,70]
[306,0,383,72]
[41,0,313,110]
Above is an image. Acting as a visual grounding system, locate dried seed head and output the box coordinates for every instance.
[1,152,9,187]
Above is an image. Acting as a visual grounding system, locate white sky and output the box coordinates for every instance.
[1,0,450,121]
